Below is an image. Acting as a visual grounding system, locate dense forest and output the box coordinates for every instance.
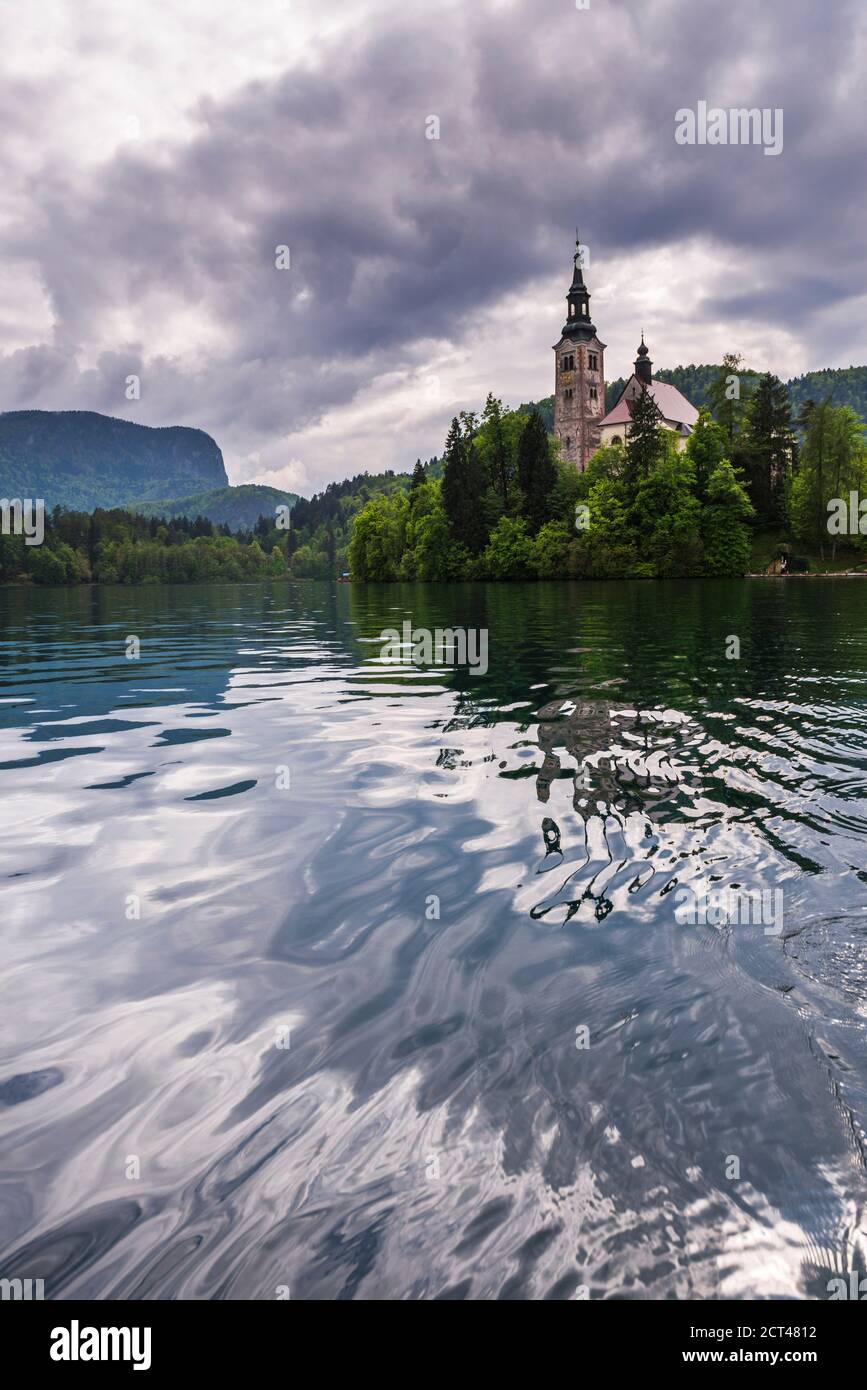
[349,364,867,581]
[3,363,866,586]
[0,507,289,585]
[131,483,299,530]
[0,410,227,511]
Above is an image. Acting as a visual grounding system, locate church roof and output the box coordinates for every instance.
[600,376,699,431]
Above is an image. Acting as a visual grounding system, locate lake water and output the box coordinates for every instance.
[2,578,867,1300]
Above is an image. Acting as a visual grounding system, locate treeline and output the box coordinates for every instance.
[349,391,755,581]
[0,507,288,585]
[348,367,867,581]
[687,354,867,554]
[282,463,439,578]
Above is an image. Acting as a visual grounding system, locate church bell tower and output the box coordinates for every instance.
[553,234,606,471]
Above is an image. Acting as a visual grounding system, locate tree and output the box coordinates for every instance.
[631,443,703,577]
[791,403,867,558]
[685,409,728,502]
[28,546,67,584]
[623,384,666,498]
[480,393,513,512]
[533,520,572,578]
[702,460,755,575]
[742,372,796,525]
[402,482,469,580]
[481,516,536,579]
[440,416,487,553]
[409,459,426,495]
[578,478,635,577]
[708,352,752,442]
[517,408,557,533]
[348,492,408,580]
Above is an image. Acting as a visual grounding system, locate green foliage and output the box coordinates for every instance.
[624,384,665,488]
[478,394,516,512]
[0,410,227,510]
[441,417,488,553]
[517,408,557,533]
[791,404,867,557]
[685,409,728,501]
[0,504,287,586]
[481,517,536,579]
[740,372,796,525]
[347,491,408,581]
[707,353,753,443]
[702,460,755,575]
[632,441,703,577]
[533,520,573,577]
[132,484,298,530]
[574,478,635,578]
[344,389,817,582]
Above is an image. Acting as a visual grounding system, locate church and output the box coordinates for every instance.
[553,237,699,470]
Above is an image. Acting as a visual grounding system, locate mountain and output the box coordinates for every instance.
[130,484,298,530]
[0,410,228,510]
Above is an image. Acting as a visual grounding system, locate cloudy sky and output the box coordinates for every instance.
[0,0,864,495]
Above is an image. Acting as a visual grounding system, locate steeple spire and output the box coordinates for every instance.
[563,232,595,339]
[635,332,652,385]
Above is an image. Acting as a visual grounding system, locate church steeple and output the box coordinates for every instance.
[635,332,653,385]
[553,229,606,473]
[562,233,596,339]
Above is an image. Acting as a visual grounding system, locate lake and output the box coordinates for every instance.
[1,577,867,1300]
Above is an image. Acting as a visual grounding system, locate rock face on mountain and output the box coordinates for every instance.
[0,410,228,510]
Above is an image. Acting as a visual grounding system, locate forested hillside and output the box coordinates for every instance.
[525,364,867,426]
[0,411,227,510]
[131,484,298,530]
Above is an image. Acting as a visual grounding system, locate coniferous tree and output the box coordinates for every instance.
[481,393,513,512]
[440,416,487,553]
[743,372,796,525]
[409,459,426,495]
[702,460,755,575]
[517,408,557,533]
[791,402,867,559]
[708,352,752,442]
[685,409,728,502]
[624,384,664,494]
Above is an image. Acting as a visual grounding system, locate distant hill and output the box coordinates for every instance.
[0,410,228,510]
[522,364,867,426]
[130,484,298,530]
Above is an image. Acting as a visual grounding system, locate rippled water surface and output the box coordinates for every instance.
[2,577,867,1300]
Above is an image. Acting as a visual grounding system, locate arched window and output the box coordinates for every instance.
[565,436,572,449]
[612,435,622,445]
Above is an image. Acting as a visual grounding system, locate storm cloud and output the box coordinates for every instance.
[0,0,864,492]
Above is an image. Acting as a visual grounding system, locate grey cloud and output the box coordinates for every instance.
[0,0,864,489]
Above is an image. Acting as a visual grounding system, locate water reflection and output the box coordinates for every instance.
[1,579,867,1299]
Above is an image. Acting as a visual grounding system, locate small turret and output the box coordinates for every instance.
[635,333,653,386]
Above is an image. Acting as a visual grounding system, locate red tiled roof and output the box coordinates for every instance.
[600,376,699,430]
